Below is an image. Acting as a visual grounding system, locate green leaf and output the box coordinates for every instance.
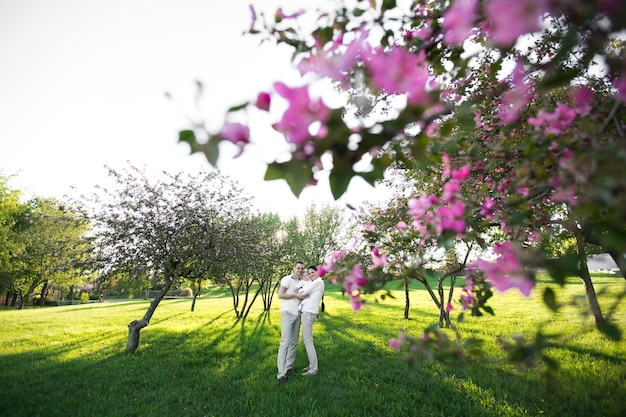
[381,0,397,12]
[328,170,352,200]
[542,287,559,312]
[482,306,495,316]
[178,130,196,148]
[204,136,221,167]
[227,102,249,113]
[264,160,311,197]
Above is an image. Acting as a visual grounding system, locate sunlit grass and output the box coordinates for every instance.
[0,274,624,417]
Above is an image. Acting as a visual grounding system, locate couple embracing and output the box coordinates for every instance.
[276,260,325,384]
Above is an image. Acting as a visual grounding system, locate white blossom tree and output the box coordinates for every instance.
[86,164,251,352]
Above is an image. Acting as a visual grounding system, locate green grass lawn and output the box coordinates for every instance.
[0,274,624,417]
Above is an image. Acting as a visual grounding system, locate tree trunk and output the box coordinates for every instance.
[243,282,263,319]
[191,281,202,312]
[19,281,40,310]
[576,234,605,328]
[579,257,605,328]
[37,280,49,306]
[67,285,75,304]
[442,276,456,328]
[126,318,149,352]
[12,290,19,307]
[126,282,172,353]
[267,280,280,311]
[403,277,410,319]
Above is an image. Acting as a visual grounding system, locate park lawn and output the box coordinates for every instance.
[0,273,624,417]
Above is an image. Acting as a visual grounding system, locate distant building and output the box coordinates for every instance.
[587,253,622,272]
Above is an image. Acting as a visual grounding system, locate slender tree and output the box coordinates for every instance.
[13,197,91,309]
[0,174,28,305]
[86,164,250,352]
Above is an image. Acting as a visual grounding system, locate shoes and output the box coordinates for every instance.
[301,367,309,372]
[286,368,297,376]
[278,376,288,385]
[301,370,317,377]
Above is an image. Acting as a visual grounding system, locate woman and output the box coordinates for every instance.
[298,265,325,376]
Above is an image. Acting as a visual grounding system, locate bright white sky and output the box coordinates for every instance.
[0,0,391,219]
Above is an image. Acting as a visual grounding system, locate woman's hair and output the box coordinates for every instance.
[307,265,317,271]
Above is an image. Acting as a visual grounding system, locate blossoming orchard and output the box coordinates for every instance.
[179,0,626,369]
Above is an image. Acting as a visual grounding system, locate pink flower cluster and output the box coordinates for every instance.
[442,0,478,46]
[272,82,330,145]
[218,123,250,158]
[470,242,534,296]
[407,159,470,239]
[367,48,435,105]
[345,264,366,310]
[389,329,405,350]
[297,30,370,85]
[317,250,345,278]
[485,0,551,46]
[370,247,387,270]
[497,61,534,124]
[528,102,577,135]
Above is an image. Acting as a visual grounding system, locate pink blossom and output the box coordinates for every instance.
[485,0,550,46]
[471,242,534,296]
[613,77,626,104]
[550,187,577,206]
[572,86,593,115]
[442,179,461,203]
[497,61,534,124]
[528,102,577,135]
[526,231,541,244]
[272,82,330,145]
[371,247,387,269]
[405,26,432,41]
[442,153,451,179]
[446,302,453,312]
[452,165,470,180]
[320,250,346,275]
[363,222,377,232]
[389,330,405,350]
[219,122,249,158]
[276,8,305,20]
[350,297,363,311]
[255,92,271,111]
[408,194,438,218]
[366,47,435,105]
[298,30,369,83]
[436,201,466,234]
[442,0,478,45]
[480,196,496,219]
[345,264,366,311]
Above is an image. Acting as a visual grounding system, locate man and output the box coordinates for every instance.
[276,260,306,384]
[298,265,325,376]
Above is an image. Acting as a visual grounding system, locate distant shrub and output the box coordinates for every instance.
[80,292,90,304]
